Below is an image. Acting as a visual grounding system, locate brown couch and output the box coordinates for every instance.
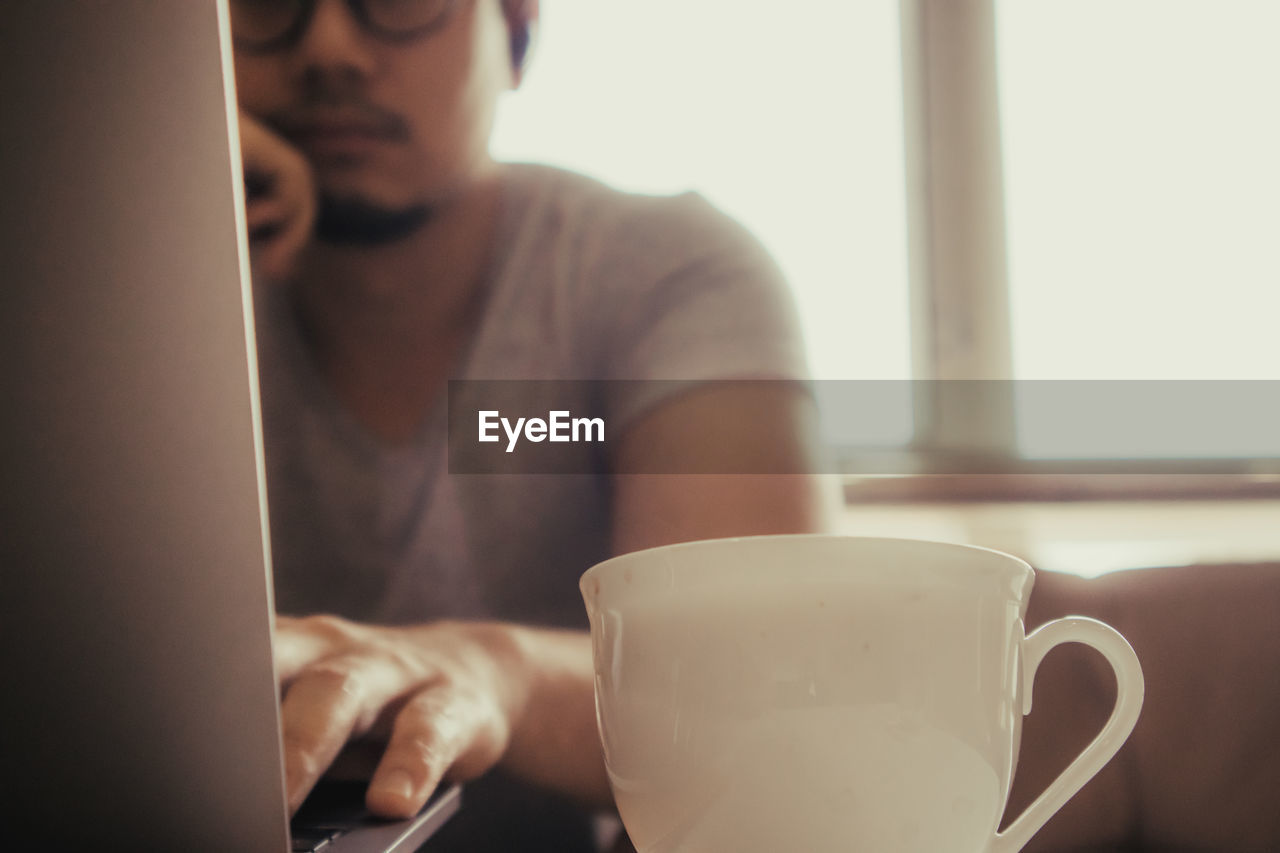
[1014,562,1280,851]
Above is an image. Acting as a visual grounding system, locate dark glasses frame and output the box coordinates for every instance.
[231,0,460,52]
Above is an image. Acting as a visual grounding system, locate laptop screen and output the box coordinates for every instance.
[1,2,289,849]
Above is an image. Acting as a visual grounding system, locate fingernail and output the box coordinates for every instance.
[373,769,415,802]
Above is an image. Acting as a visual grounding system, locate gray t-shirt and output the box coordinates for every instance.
[254,163,806,849]
[258,163,806,628]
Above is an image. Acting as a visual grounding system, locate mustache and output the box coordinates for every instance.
[262,93,411,141]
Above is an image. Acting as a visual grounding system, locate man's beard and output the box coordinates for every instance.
[314,194,432,246]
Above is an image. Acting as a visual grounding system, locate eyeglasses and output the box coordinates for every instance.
[231,0,459,52]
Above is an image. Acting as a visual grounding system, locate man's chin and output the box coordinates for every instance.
[314,194,432,247]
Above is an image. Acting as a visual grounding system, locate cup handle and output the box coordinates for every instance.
[991,616,1145,853]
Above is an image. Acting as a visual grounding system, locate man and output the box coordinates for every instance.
[232,0,827,849]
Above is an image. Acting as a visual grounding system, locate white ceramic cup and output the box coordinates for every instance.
[580,535,1144,853]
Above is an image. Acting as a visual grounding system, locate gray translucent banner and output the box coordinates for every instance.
[446,380,1280,474]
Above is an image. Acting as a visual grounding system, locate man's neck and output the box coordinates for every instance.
[287,167,506,442]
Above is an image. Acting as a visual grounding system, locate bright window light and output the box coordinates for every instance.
[997,0,1280,381]
[491,1,914,446]
[996,0,1280,457]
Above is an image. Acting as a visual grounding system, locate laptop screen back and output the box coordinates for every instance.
[0,2,290,849]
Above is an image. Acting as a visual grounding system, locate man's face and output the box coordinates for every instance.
[234,0,515,217]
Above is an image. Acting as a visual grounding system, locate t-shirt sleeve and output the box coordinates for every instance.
[582,190,811,429]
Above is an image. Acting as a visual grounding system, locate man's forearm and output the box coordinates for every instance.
[501,626,613,809]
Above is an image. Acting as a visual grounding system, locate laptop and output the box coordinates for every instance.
[0,2,458,850]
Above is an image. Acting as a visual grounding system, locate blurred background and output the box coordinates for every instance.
[492,0,1280,576]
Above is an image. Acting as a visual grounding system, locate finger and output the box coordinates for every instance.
[279,664,369,815]
[248,207,312,282]
[247,222,307,283]
[244,169,277,203]
[245,197,291,233]
[274,193,314,268]
[245,173,311,232]
[245,185,312,269]
[365,687,473,819]
[273,615,355,689]
[237,109,315,279]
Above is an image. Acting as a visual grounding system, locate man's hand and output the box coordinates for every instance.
[273,615,531,819]
[238,109,315,282]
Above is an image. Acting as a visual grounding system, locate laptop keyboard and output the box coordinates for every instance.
[288,779,461,851]
[289,779,370,851]
[290,826,345,852]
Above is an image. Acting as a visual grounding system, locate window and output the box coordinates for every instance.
[493,1,1280,471]
[491,0,914,447]
[996,0,1280,461]
[997,0,1280,383]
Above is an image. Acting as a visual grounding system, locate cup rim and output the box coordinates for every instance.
[581,533,1033,587]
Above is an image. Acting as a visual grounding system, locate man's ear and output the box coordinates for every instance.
[501,0,539,85]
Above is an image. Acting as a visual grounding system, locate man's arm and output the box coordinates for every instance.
[501,382,830,803]
[610,381,832,552]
